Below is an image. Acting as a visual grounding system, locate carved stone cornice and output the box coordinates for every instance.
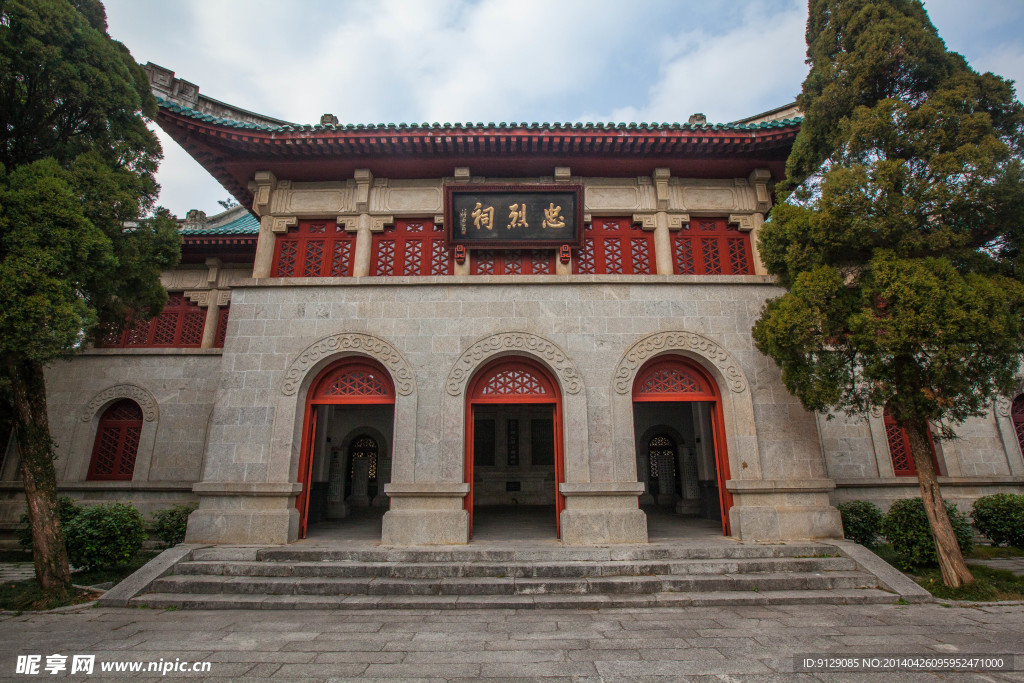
[728,214,756,232]
[247,171,277,217]
[282,332,415,397]
[370,215,394,232]
[446,332,582,396]
[653,168,670,211]
[613,331,748,394]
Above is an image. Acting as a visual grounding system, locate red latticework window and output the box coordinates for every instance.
[671,218,753,275]
[310,361,395,404]
[883,408,939,477]
[573,218,655,275]
[87,400,143,481]
[471,250,556,275]
[272,219,355,277]
[1012,396,1024,455]
[479,369,549,397]
[469,358,559,402]
[214,305,229,348]
[633,358,716,401]
[99,293,205,348]
[371,219,453,276]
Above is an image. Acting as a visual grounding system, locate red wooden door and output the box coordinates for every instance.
[632,357,733,535]
[295,359,396,539]
[465,357,564,538]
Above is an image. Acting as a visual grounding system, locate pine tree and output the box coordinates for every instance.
[753,0,1024,587]
[0,0,180,598]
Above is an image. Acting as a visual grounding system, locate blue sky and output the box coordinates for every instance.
[103,0,1024,217]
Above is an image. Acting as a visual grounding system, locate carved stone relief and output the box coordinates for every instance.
[80,384,158,422]
[274,184,353,215]
[585,182,641,211]
[612,331,748,394]
[161,269,206,290]
[383,183,442,213]
[446,332,582,396]
[282,332,415,396]
[996,396,1012,418]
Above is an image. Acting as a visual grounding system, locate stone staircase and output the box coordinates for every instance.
[118,541,920,610]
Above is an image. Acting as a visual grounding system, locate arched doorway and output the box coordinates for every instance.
[465,357,564,538]
[632,357,732,535]
[296,358,395,539]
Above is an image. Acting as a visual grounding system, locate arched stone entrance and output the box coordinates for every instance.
[631,356,733,535]
[296,358,396,538]
[464,356,564,538]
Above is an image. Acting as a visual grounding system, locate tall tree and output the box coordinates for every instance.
[754,0,1024,587]
[0,0,180,597]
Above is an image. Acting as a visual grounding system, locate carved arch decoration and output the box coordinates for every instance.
[282,332,415,396]
[608,330,761,487]
[446,332,582,397]
[613,331,748,395]
[438,331,589,486]
[80,384,159,423]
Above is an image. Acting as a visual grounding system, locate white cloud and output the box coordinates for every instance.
[587,0,807,123]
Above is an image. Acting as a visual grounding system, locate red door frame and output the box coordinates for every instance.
[632,357,734,536]
[464,357,565,539]
[295,358,395,539]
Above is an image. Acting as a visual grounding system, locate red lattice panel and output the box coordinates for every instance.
[479,369,549,397]
[323,371,390,397]
[371,219,452,276]
[637,368,702,395]
[471,249,556,275]
[215,306,230,348]
[885,423,916,476]
[272,220,354,278]
[701,239,722,274]
[101,294,205,348]
[87,400,143,481]
[670,217,753,275]
[572,219,654,274]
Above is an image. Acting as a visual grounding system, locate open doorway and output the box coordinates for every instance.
[465,357,564,539]
[632,357,732,536]
[296,359,395,540]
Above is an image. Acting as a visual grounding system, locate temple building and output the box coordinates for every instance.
[1,63,1022,548]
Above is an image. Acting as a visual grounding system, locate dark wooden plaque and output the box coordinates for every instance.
[445,184,583,249]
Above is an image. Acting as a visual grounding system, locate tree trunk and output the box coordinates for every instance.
[6,358,70,596]
[903,418,974,588]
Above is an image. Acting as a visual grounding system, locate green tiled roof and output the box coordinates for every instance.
[180,211,260,236]
[156,97,803,133]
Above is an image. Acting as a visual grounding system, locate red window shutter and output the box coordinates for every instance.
[215,305,230,348]
[371,219,452,276]
[883,408,940,476]
[471,249,556,275]
[87,400,144,481]
[671,218,753,275]
[1011,395,1024,455]
[572,218,655,274]
[98,294,205,348]
[272,220,355,277]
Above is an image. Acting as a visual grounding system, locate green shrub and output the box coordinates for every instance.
[152,503,198,548]
[881,497,974,570]
[16,497,80,550]
[837,500,883,547]
[63,503,147,571]
[972,494,1024,548]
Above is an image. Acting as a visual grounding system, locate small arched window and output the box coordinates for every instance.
[87,400,143,481]
[648,434,677,480]
[1011,395,1024,455]
[349,435,379,482]
[883,407,939,477]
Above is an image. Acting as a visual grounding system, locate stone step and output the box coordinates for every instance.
[189,543,836,564]
[129,587,899,610]
[172,556,859,579]
[149,570,876,597]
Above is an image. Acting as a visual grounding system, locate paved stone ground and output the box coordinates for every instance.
[0,603,1021,681]
[971,558,1024,577]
